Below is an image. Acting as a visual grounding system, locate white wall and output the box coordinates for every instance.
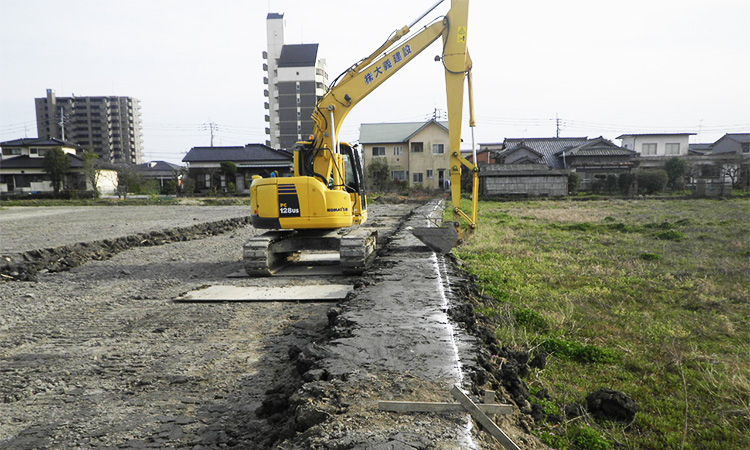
[96,170,119,195]
[619,135,691,157]
[277,66,318,82]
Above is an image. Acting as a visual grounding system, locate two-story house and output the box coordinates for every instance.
[712,133,750,156]
[359,119,451,190]
[617,133,695,169]
[0,138,118,195]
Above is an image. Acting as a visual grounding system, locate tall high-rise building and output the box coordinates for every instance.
[35,89,144,165]
[264,13,329,150]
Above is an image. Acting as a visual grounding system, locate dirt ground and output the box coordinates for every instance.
[0,202,545,449]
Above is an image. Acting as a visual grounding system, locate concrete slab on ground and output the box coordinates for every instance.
[174,284,353,302]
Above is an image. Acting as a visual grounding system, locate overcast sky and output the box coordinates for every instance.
[1,0,748,164]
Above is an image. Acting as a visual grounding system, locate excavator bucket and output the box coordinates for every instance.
[411,225,459,254]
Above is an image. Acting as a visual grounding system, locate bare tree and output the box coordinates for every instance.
[116,164,140,199]
[712,154,746,188]
[82,151,101,198]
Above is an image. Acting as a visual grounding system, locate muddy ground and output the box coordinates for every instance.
[0,202,545,449]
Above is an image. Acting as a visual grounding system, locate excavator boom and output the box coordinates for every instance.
[246,0,478,275]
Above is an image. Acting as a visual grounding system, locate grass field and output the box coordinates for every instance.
[454,198,750,449]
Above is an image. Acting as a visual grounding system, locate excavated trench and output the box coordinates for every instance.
[1,217,253,281]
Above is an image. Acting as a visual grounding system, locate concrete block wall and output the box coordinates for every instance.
[483,175,567,196]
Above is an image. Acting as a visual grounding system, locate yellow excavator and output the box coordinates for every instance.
[245,0,479,275]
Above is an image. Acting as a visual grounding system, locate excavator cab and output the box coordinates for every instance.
[250,141,368,231]
[296,141,367,202]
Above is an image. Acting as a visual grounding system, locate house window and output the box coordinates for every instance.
[204,173,211,188]
[665,143,680,155]
[642,143,657,156]
[15,174,31,188]
[2,148,22,156]
[392,170,406,181]
[393,146,403,156]
[413,172,424,183]
[411,142,424,153]
[433,144,445,154]
[742,143,750,153]
[372,146,386,157]
[426,170,434,179]
[38,149,48,157]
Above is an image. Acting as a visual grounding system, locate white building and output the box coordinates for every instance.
[617,133,695,158]
[264,13,329,150]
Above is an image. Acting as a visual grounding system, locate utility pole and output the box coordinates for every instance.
[59,107,66,141]
[204,121,219,147]
[555,113,560,138]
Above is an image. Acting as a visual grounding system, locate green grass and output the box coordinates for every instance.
[453,198,750,450]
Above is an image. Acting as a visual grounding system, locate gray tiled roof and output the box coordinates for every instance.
[496,143,543,159]
[0,154,83,169]
[136,161,183,172]
[279,44,319,68]
[182,144,292,163]
[560,137,636,157]
[503,137,589,169]
[359,120,449,144]
[0,137,81,148]
[722,133,750,143]
[688,143,713,154]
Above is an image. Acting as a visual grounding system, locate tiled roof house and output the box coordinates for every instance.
[182,144,293,193]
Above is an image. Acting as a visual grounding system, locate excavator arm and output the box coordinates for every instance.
[250,0,477,276]
[305,0,478,248]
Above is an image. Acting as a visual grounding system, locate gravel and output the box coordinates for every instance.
[0,205,253,254]
[0,202,545,449]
